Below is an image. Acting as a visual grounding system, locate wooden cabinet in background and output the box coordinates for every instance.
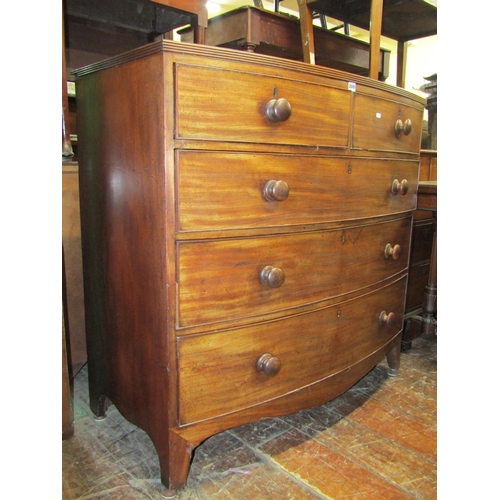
[62,162,87,375]
[62,304,74,440]
[403,149,437,349]
[419,149,437,182]
[75,40,424,494]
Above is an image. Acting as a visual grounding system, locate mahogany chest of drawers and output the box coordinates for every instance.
[74,40,424,494]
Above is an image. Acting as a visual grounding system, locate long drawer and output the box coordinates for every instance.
[176,152,418,232]
[177,217,412,328]
[177,276,407,424]
[175,63,351,147]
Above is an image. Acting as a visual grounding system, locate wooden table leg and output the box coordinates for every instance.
[421,221,437,338]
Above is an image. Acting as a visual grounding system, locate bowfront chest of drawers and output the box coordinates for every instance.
[75,40,424,494]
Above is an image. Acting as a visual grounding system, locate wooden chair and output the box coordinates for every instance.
[297,0,437,86]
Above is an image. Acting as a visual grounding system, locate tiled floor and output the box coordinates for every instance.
[62,336,436,499]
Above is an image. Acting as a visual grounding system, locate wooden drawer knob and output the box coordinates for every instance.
[263,180,290,202]
[391,178,409,196]
[260,265,285,288]
[265,97,292,122]
[404,119,412,135]
[384,243,401,260]
[394,119,403,137]
[395,119,412,137]
[379,311,396,327]
[257,353,282,377]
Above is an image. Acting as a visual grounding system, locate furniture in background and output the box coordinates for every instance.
[62,300,74,440]
[402,149,437,350]
[75,39,424,494]
[62,0,209,441]
[62,0,209,376]
[414,181,437,337]
[297,0,437,86]
[179,5,390,80]
[62,161,87,375]
[64,0,208,79]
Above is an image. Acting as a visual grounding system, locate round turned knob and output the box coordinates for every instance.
[263,180,290,202]
[260,265,285,288]
[394,119,403,137]
[265,97,292,122]
[384,243,401,260]
[391,178,409,196]
[403,119,412,135]
[379,311,396,328]
[257,353,282,377]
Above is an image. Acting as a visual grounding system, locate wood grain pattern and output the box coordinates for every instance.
[178,277,407,424]
[352,93,423,153]
[175,63,351,147]
[177,152,418,232]
[177,217,412,328]
[75,40,423,491]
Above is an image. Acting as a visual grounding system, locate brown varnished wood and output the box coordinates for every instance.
[177,153,418,232]
[301,0,437,42]
[179,6,390,79]
[62,5,73,159]
[62,303,74,440]
[175,63,351,148]
[352,93,423,153]
[62,163,87,374]
[402,182,436,348]
[297,0,436,86]
[177,218,412,329]
[368,0,383,80]
[419,150,437,181]
[77,52,174,442]
[75,41,424,492]
[403,150,436,331]
[297,0,316,64]
[178,277,407,424]
[396,40,408,88]
[172,332,401,444]
[417,181,437,211]
[75,40,425,107]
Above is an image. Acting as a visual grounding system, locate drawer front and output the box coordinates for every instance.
[352,94,423,153]
[178,277,407,424]
[175,64,350,147]
[177,152,418,232]
[177,217,411,328]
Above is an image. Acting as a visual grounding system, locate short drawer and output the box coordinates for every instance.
[177,276,407,424]
[352,93,423,153]
[176,151,418,232]
[174,63,350,147]
[177,217,411,328]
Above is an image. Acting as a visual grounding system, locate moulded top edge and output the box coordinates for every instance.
[71,39,425,105]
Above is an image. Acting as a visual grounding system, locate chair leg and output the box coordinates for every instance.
[369,0,383,79]
[297,0,316,64]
